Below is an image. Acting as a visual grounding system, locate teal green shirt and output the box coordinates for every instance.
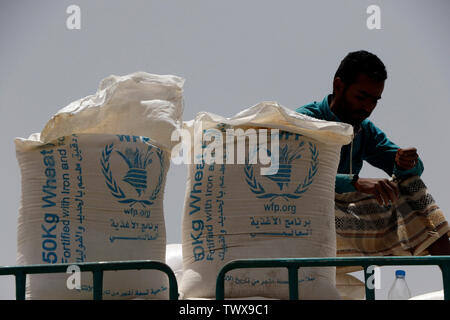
[296,95,424,193]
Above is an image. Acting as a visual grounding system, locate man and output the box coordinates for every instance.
[296,50,450,257]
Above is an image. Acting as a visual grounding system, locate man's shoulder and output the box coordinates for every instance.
[295,100,323,119]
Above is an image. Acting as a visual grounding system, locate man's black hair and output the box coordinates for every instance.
[334,50,387,85]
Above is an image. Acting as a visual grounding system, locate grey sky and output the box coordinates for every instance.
[1,0,449,299]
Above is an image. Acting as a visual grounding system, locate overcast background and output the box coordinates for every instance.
[1,0,449,300]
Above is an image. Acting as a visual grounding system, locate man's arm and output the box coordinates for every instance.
[295,105,322,119]
[336,174,357,193]
[393,148,424,178]
[363,121,424,178]
[346,121,424,205]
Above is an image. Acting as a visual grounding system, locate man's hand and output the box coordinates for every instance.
[354,178,400,206]
[395,148,419,170]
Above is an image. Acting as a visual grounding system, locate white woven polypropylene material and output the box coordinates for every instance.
[180,102,353,299]
[15,72,184,299]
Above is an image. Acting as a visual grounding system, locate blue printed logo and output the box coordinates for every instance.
[244,140,319,201]
[101,136,164,207]
[116,147,153,197]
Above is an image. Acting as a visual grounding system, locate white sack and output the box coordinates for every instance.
[166,243,184,284]
[335,273,366,300]
[15,72,184,299]
[180,102,353,299]
[409,290,443,300]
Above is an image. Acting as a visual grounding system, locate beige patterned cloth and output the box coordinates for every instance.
[334,176,450,274]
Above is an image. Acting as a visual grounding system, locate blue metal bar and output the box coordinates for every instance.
[15,271,26,301]
[440,265,450,300]
[93,270,104,300]
[287,266,299,300]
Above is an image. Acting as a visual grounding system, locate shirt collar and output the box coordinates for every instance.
[322,94,341,122]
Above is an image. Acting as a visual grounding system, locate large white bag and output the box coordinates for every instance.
[180,102,353,299]
[15,72,184,299]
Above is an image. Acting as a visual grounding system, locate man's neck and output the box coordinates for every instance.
[327,94,340,120]
[328,94,362,134]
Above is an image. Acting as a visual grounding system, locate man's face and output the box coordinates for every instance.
[334,73,385,126]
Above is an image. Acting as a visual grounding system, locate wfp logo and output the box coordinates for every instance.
[245,140,319,201]
[266,142,305,191]
[117,147,152,197]
[101,135,164,207]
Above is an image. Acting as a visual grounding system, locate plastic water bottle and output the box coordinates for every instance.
[388,270,411,300]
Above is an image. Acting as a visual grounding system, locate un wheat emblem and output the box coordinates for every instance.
[244,141,319,201]
[101,143,165,207]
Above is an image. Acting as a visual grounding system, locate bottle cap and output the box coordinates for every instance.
[395,270,406,277]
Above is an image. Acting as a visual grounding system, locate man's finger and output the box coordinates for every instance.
[375,183,390,206]
[397,159,416,169]
[373,189,384,206]
[397,159,417,166]
[387,180,400,200]
[398,154,418,161]
[398,148,417,154]
[398,150,417,155]
[380,180,397,204]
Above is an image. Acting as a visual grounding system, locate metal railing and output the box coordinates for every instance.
[215,256,450,300]
[0,260,178,300]
[2,256,449,300]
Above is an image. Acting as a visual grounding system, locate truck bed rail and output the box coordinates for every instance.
[0,260,178,300]
[1,256,449,300]
[216,256,450,300]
